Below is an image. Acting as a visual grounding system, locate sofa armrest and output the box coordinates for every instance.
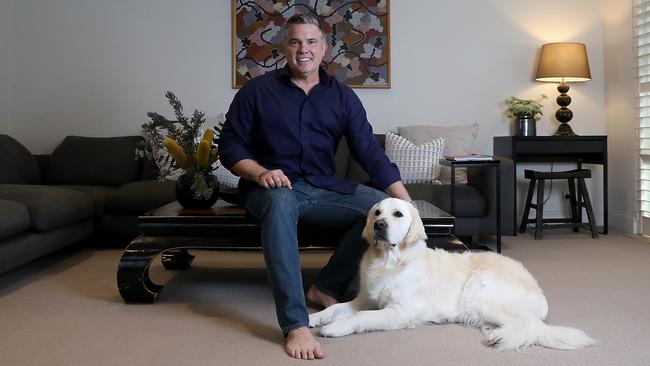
[466,156,515,235]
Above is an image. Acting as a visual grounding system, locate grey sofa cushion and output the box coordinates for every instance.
[46,136,142,187]
[0,221,93,274]
[106,180,175,214]
[0,199,30,239]
[429,184,486,217]
[0,135,43,184]
[57,185,116,217]
[0,185,94,232]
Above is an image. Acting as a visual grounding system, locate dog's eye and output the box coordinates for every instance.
[393,211,403,218]
[375,209,381,216]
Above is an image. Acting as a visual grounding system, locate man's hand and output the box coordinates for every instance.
[258,169,293,190]
[231,159,293,190]
[386,181,411,202]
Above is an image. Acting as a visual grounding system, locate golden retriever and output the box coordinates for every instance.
[309,198,596,351]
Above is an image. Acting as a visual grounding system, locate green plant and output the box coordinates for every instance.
[136,91,223,199]
[505,95,548,120]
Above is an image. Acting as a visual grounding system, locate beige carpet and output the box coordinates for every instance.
[1,231,649,366]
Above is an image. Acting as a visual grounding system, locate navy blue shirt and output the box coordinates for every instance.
[219,67,401,194]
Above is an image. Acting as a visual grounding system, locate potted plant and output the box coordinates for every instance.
[139,91,223,208]
[505,95,547,136]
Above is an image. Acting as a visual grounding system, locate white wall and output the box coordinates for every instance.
[10,0,607,150]
[8,0,633,230]
[11,0,233,150]
[604,0,638,233]
[0,0,11,134]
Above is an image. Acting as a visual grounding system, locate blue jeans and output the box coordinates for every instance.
[241,180,388,335]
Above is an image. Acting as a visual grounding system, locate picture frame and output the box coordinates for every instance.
[232,0,390,89]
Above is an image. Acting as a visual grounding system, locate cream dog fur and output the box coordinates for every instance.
[309,198,596,351]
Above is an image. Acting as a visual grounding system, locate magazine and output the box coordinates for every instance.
[445,154,494,161]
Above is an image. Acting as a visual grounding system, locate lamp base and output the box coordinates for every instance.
[554,123,577,136]
[553,82,577,136]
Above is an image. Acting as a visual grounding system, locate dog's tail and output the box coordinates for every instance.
[484,317,596,351]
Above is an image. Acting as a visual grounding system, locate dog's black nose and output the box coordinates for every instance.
[374,219,387,231]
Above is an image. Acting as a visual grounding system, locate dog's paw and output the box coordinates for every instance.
[309,312,326,328]
[320,320,354,337]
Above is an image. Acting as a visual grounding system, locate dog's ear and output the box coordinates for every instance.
[403,202,427,245]
[362,202,379,244]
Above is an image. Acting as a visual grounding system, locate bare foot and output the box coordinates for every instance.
[306,286,338,309]
[286,327,324,360]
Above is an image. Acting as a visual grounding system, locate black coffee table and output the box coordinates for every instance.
[117,200,462,303]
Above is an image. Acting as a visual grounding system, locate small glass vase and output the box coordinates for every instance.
[515,117,536,136]
[175,172,220,209]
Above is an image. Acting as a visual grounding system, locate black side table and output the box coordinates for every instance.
[440,158,502,253]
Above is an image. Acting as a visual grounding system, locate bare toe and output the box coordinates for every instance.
[286,327,324,360]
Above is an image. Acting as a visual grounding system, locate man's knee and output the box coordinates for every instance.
[247,188,299,218]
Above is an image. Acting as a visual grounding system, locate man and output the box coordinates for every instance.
[219,14,411,360]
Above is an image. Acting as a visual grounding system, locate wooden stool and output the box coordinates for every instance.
[519,169,598,239]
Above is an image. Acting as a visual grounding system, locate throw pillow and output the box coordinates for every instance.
[397,124,479,184]
[215,160,240,189]
[384,132,444,184]
[0,135,43,184]
[46,136,141,187]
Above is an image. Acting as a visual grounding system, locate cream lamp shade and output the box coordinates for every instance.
[535,42,591,136]
[535,42,591,82]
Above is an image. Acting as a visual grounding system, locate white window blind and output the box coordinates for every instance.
[636,0,650,220]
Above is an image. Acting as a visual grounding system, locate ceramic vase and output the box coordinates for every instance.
[175,172,220,209]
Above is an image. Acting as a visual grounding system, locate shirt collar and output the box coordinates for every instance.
[275,65,331,87]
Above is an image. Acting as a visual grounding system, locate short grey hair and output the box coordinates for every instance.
[282,14,326,43]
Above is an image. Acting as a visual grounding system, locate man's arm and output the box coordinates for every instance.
[231,159,292,190]
[220,85,290,190]
[385,181,411,202]
[341,88,402,192]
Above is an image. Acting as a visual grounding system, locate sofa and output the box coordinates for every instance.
[331,133,515,241]
[1,126,513,275]
[0,134,176,275]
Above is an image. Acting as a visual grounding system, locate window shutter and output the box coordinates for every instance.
[636,0,650,220]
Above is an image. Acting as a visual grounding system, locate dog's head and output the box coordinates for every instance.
[362,198,428,250]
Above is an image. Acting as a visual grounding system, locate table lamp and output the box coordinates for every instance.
[535,42,591,136]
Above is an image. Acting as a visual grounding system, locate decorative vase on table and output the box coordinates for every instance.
[175,172,220,209]
[505,95,546,137]
[141,92,225,209]
[515,116,536,136]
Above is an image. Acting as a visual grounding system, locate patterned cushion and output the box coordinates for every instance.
[384,132,444,184]
[215,160,240,189]
[397,124,479,184]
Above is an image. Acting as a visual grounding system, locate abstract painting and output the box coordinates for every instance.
[232,0,390,88]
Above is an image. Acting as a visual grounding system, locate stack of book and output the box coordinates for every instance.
[445,154,494,161]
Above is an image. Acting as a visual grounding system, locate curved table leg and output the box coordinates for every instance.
[117,236,165,303]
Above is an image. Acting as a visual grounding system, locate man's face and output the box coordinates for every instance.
[283,24,327,80]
